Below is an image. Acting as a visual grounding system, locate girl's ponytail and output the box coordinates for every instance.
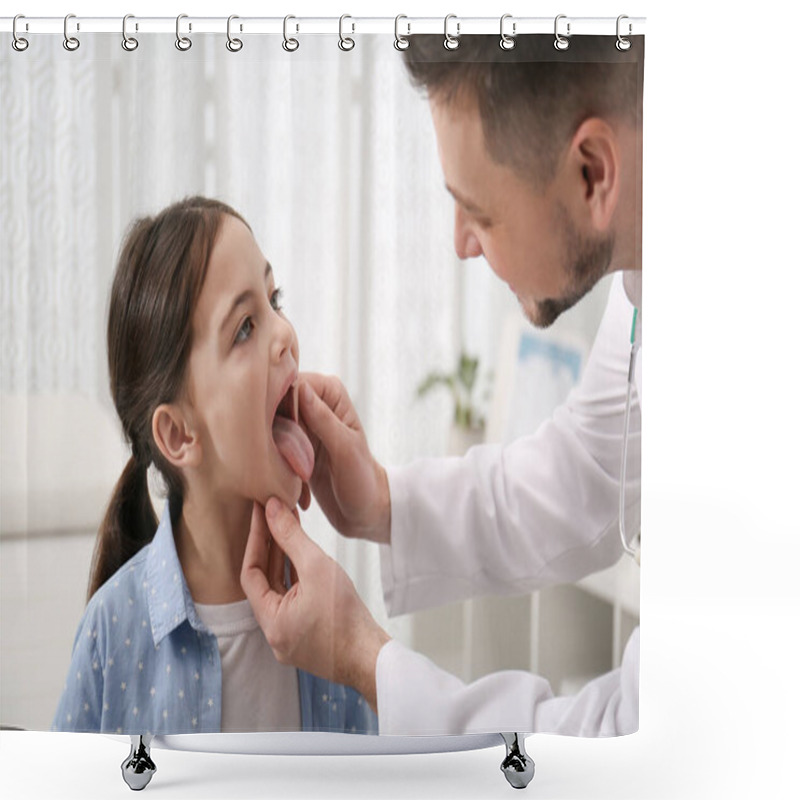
[85,196,248,602]
[88,454,157,599]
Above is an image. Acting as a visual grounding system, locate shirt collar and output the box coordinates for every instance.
[145,501,207,645]
[623,269,642,310]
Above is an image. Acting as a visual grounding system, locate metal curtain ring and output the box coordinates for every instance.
[394,15,410,51]
[175,14,192,51]
[226,15,243,52]
[443,14,460,51]
[63,13,80,51]
[12,14,29,52]
[554,14,570,51]
[616,15,632,51]
[338,14,355,51]
[122,14,138,51]
[283,15,299,52]
[499,14,516,50]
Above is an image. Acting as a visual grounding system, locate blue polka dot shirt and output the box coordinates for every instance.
[52,502,378,736]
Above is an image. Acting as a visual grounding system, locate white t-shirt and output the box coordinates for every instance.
[195,599,301,732]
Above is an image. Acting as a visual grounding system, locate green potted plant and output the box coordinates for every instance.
[417,351,487,455]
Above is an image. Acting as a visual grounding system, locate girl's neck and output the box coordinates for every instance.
[175,492,252,605]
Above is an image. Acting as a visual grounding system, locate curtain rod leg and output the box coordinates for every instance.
[500,732,535,789]
[121,734,156,791]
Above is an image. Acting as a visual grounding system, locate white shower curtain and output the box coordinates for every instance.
[1,31,612,731]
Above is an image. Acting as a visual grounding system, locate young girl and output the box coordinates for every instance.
[52,197,376,736]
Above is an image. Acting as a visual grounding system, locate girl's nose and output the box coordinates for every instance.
[270,313,294,363]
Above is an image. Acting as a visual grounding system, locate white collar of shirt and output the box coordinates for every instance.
[623,269,642,310]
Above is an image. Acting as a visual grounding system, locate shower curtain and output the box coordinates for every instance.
[1,17,643,742]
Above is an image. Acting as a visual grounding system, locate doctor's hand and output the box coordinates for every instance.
[241,498,390,714]
[298,373,391,545]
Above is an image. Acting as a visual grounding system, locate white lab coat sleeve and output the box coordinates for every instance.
[380,275,641,615]
[376,627,639,736]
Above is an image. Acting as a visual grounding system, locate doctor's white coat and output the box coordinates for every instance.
[375,272,642,737]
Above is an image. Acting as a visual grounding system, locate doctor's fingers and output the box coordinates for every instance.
[299,482,311,510]
[300,372,363,434]
[267,535,288,597]
[265,497,321,577]
[244,502,270,572]
[297,377,345,454]
[241,504,284,617]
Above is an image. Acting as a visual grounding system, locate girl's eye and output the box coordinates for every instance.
[234,316,254,345]
[270,287,284,312]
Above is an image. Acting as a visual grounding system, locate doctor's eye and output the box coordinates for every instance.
[234,316,254,345]
[270,287,284,312]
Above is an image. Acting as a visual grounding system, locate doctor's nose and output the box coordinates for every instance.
[454,206,483,260]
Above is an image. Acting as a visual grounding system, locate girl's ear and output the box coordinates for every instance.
[152,403,202,469]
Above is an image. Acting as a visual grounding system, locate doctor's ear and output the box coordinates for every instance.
[152,403,202,469]
[565,117,621,233]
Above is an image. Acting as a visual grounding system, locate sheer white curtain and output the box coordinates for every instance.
[1,37,120,536]
[1,34,476,635]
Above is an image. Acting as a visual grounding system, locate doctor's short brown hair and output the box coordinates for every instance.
[402,34,643,187]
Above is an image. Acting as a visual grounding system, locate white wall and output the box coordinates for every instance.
[1,530,96,730]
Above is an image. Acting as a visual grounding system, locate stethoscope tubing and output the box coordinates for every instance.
[619,309,641,566]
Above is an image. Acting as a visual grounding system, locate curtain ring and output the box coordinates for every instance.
[554,14,570,51]
[226,15,243,52]
[394,15,410,51]
[12,15,29,52]
[283,15,299,52]
[499,14,516,51]
[616,15,632,51]
[443,14,460,51]
[338,14,355,51]
[63,13,80,51]
[175,14,192,51]
[122,14,139,51]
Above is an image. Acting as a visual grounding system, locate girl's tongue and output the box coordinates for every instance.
[273,416,314,482]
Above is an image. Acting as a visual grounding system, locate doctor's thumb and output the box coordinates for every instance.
[298,380,340,447]
[265,497,313,572]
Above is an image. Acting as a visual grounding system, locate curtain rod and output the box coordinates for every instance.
[0,16,646,37]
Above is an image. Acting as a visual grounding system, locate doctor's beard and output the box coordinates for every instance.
[524,203,615,329]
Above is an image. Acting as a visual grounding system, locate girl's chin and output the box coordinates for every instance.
[256,475,303,511]
[285,478,303,509]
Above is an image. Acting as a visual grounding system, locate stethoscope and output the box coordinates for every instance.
[619,307,641,566]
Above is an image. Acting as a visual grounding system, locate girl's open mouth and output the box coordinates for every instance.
[271,380,315,482]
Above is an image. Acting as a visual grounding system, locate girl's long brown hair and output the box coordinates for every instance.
[88,196,248,599]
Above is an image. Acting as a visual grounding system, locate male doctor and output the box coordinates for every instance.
[242,34,643,737]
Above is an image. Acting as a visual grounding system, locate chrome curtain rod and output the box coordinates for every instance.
[1,15,646,36]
